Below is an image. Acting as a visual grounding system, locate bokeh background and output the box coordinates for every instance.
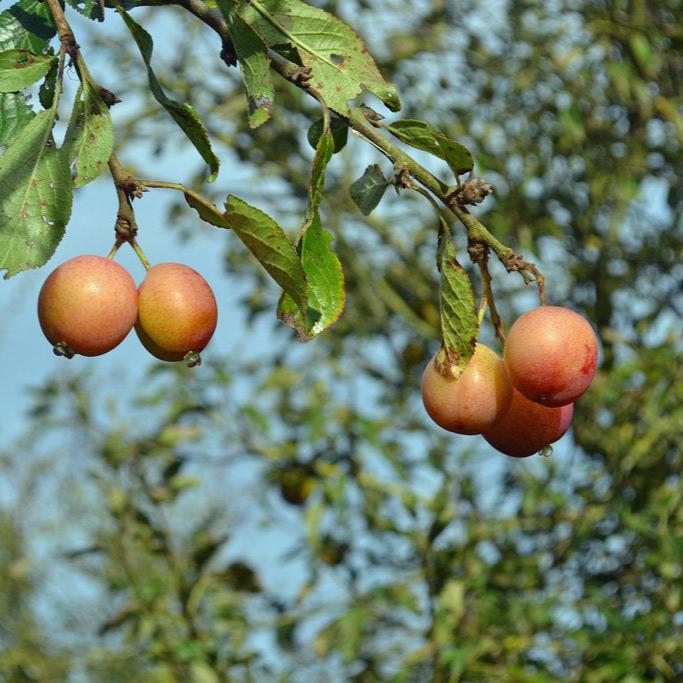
[1,1,682,681]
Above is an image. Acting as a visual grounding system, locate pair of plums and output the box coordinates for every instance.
[38,255,217,364]
[422,306,599,457]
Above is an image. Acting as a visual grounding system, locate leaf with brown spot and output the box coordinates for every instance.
[236,0,400,114]
[0,49,55,92]
[0,110,72,277]
[63,80,114,188]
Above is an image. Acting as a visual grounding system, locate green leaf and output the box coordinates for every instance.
[629,33,657,74]
[0,0,55,148]
[0,49,55,92]
[63,80,114,188]
[0,0,56,54]
[307,117,334,210]
[558,105,585,144]
[350,163,389,215]
[278,217,345,339]
[439,580,465,620]
[436,233,478,377]
[237,0,400,115]
[307,116,348,153]
[169,474,201,493]
[66,0,105,21]
[118,8,220,181]
[300,218,345,337]
[388,119,474,176]
[304,498,324,551]
[0,0,57,144]
[38,56,57,109]
[0,91,33,146]
[0,110,72,277]
[183,190,231,228]
[278,119,345,339]
[189,663,219,683]
[220,4,274,128]
[224,195,308,315]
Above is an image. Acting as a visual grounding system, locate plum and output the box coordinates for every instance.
[38,255,138,357]
[422,343,513,435]
[135,263,217,363]
[504,305,598,407]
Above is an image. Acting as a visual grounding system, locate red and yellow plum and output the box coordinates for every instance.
[135,263,217,362]
[504,306,598,407]
[483,388,574,457]
[422,343,513,435]
[38,255,138,357]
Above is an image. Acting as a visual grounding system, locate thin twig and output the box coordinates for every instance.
[478,259,506,347]
[138,178,227,219]
[108,155,140,237]
[342,105,544,289]
[114,0,544,296]
[45,0,148,260]
[174,0,230,40]
[44,0,77,54]
[130,239,151,270]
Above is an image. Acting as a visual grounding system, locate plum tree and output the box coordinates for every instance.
[504,306,598,407]
[37,255,138,357]
[421,343,513,435]
[135,263,217,363]
[483,388,574,457]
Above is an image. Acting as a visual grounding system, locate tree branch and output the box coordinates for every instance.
[103,0,544,298]
[136,0,544,295]
[105,0,236,65]
[266,59,544,295]
[44,0,77,54]
[173,0,229,40]
[44,0,152,261]
[345,106,543,292]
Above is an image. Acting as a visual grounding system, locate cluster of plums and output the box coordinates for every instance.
[422,306,599,457]
[38,255,217,364]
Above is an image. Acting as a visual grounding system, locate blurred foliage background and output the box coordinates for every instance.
[1,0,682,681]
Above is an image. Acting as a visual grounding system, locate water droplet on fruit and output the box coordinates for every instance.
[53,341,75,359]
[184,351,201,368]
[539,445,553,457]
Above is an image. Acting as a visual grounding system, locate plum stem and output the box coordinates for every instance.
[478,294,487,326]
[184,352,202,368]
[478,258,506,348]
[131,240,151,271]
[106,241,121,259]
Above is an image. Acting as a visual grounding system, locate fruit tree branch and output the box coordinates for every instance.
[143,0,544,296]
[104,0,236,64]
[344,106,543,294]
[262,58,545,297]
[44,0,77,55]
[44,0,151,261]
[95,0,545,300]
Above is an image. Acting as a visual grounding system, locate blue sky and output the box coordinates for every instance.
[0,5,249,442]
